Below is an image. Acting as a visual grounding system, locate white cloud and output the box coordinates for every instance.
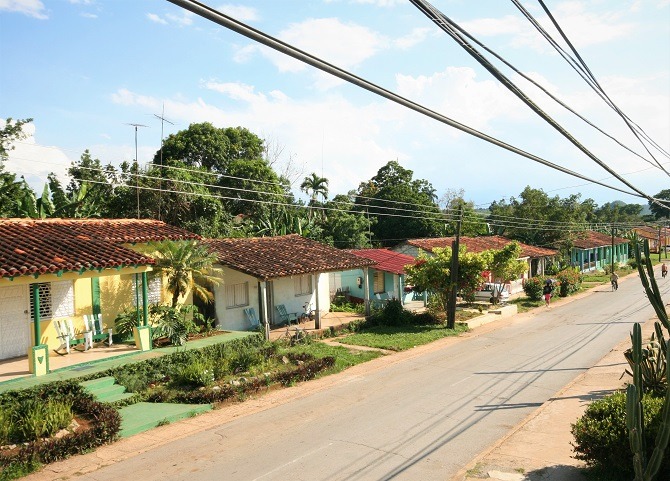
[0,0,47,19]
[80,12,97,19]
[68,0,93,4]
[215,4,259,22]
[238,18,388,83]
[3,122,71,188]
[326,0,404,6]
[146,10,193,27]
[394,27,435,50]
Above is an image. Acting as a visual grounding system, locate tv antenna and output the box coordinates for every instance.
[153,105,174,221]
[126,123,148,219]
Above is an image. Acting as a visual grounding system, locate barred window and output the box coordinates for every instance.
[226,282,249,308]
[29,281,74,321]
[132,276,163,306]
[294,275,313,296]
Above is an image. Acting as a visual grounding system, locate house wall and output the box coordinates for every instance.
[212,267,259,331]
[571,243,628,273]
[392,244,421,258]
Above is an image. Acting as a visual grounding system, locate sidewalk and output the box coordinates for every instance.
[452,310,656,481]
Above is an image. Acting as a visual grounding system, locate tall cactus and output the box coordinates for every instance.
[626,239,670,480]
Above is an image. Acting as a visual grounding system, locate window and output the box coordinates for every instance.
[29,281,74,321]
[373,271,385,294]
[132,276,163,306]
[226,282,249,308]
[294,275,313,296]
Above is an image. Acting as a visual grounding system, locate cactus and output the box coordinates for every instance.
[626,239,670,480]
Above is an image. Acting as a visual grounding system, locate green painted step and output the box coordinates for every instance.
[81,376,135,404]
[118,402,212,438]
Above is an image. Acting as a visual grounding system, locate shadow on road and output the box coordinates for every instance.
[524,464,587,480]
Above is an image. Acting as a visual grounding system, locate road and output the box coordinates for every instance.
[78,271,666,481]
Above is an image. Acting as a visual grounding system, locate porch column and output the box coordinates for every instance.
[313,273,321,330]
[259,281,270,341]
[141,271,149,327]
[32,283,41,345]
[363,266,371,316]
[398,275,404,305]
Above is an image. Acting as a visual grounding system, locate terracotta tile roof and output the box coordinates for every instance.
[204,235,376,280]
[0,219,156,279]
[632,226,667,240]
[0,218,201,244]
[571,231,629,249]
[404,235,558,258]
[347,249,415,275]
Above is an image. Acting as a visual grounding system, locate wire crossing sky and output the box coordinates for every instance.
[1,1,668,208]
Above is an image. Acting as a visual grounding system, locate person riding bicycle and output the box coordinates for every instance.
[610,272,619,291]
[662,263,668,278]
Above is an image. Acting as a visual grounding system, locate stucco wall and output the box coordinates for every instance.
[213,267,259,332]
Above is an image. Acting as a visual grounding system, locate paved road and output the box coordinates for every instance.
[79,271,666,481]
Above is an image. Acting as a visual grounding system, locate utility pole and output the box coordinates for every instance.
[659,225,663,262]
[611,225,615,274]
[447,205,463,330]
[153,105,174,221]
[126,123,148,219]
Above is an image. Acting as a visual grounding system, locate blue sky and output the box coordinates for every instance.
[1,0,669,209]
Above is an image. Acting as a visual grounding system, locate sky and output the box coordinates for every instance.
[1,0,669,210]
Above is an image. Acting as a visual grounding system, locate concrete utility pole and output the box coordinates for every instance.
[611,226,615,274]
[126,123,148,219]
[447,205,463,329]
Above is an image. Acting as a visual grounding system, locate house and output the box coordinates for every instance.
[570,231,629,272]
[334,249,416,305]
[0,218,200,370]
[203,235,376,334]
[392,235,558,293]
[632,226,668,254]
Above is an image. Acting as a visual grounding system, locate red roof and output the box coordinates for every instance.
[204,235,376,280]
[0,219,162,279]
[404,235,557,258]
[347,249,415,275]
[572,231,629,249]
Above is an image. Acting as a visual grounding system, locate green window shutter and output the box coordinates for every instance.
[91,277,101,316]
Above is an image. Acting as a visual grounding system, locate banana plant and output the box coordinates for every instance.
[626,239,670,480]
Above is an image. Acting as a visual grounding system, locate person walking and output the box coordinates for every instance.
[610,271,619,291]
[662,263,667,278]
[543,280,553,307]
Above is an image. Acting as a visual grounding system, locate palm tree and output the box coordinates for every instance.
[149,240,223,307]
[300,173,329,204]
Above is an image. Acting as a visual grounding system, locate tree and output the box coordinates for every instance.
[649,189,670,220]
[148,240,222,307]
[481,242,527,303]
[157,123,264,173]
[319,194,372,248]
[355,161,445,246]
[301,173,329,204]
[0,118,32,217]
[0,118,32,162]
[405,246,488,315]
[440,188,489,236]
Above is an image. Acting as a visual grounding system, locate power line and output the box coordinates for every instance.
[164,0,642,199]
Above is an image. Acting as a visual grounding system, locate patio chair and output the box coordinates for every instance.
[275,304,298,326]
[244,307,260,330]
[54,319,89,355]
[84,314,113,347]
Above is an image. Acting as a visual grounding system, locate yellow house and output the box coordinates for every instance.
[0,218,200,366]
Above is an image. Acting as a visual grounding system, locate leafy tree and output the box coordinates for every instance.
[15,182,54,219]
[319,194,372,248]
[488,186,593,248]
[355,161,445,246]
[440,188,489,236]
[65,150,117,216]
[649,189,670,220]
[148,240,223,307]
[0,118,32,216]
[157,123,264,173]
[480,242,527,303]
[593,201,644,224]
[405,246,488,315]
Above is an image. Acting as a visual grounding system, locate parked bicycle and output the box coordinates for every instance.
[299,302,317,323]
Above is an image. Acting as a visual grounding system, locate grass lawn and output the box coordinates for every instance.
[286,340,383,373]
[335,323,469,351]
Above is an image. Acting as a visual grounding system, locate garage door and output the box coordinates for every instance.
[0,285,30,360]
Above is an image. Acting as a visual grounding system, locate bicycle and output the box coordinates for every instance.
[298,302,317,323]
[281,323,307,345]
[611,280,618,291]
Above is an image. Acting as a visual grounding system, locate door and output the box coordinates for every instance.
[0,285,30,360]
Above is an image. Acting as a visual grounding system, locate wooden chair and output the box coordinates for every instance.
[54,319,89,355]
[243,307,260,330]
[275,304,298,326]
[84,314,113,347]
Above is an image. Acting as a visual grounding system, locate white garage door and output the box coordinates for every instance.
[0,285,30,360]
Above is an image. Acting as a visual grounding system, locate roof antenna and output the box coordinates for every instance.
[153,104,174,221]
[126,123,148,219]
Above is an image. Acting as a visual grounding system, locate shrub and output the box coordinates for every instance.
[172,358,215,388]
[523,276,546,301]
[571,391,669,479]
[114,308,139,340]
[151,304,199,346]
[556,268,581,297]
